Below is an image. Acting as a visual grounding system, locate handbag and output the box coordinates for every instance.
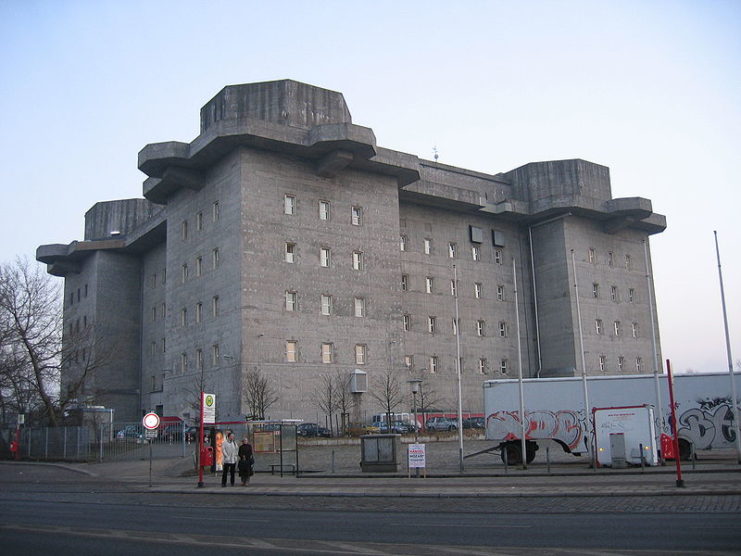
[238,458,250,472]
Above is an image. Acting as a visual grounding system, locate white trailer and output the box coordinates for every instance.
[483,372,740,464]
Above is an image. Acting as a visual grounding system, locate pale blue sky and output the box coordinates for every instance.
[1,0,739,373]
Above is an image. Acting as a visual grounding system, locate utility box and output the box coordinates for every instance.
[609,433,627,468]
[594,405,658,467]
[360,434,401,472]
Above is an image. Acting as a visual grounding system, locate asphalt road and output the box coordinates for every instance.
[1,465,740,555]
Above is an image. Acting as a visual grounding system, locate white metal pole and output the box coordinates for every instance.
[453,264,464,473]
[571,249,592,463]
[714,231,741,464]
[643,239,665,454]
[528,226,543,377]
[514,258,527,468]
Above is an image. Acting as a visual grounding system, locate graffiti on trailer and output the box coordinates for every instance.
[677,403,738,450]
[487,410,584,450]
[697,397,731,411]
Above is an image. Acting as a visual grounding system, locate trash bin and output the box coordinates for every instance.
[360,434,402,472]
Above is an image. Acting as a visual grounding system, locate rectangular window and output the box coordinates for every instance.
[452,318,459,335]
[595,319,603,334]
[474,282,482,299]
[152,306,157,322]
[498,321,507,337]
[162,268,166,285]
[628,288,635,303]
[180,353,188,373]
[321,294,332,316]
[428,316,436,333]
[497,285,504,301]
[162,337,166,353]
[478,358,487,374]
[425,276,433,294]
[196,256,203,277]
[212,248,219,269]
[320,247,331,267]
[469,225,483,243]
[161,302,166,319]
[319,200,330,221]
[500,359,507,374]
[403,314,410,331]
[321,343,333,364]
[84,284,88,297]
[355,344,367,365]
[196,302,203,323]
[599,354,606,371]
[632,322,639,338]
[212,295,219,317]
[354,297,365,317]
[450,279,457,297]
[285,242,295,263]
[401,274,408,291]
[614,321,621,336]
[611,286,618,302]
[181,220,188,240]
[151,273,157,288]
[472,245,480,261]
[476,320,485,336]
[618,356,625,371]
[424,238,432,255]
[593,283,599,298]
[286,341,297,362]
[150,341,156,358]
[212,201,220,222]
[180,307,187,327]
[429,356,438,373]
[635,357,642,372]
[400,235,407,251]
[196,349,203,371]
[211,344,220,366]
[196,211,203,231]
[181,263,188,283]
[608,251,614,267]
[285,291,297,312]
[404,355,413,368]
[351,206,362,226]
[448,242,456,258]
[284,194,296,215]
[625,254,631,270]
[352,251,363,270]
[588,248,595,264]
[494,249,503,264]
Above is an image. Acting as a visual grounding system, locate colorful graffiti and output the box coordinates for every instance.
[487,409,584,451]
[678,403,737,450]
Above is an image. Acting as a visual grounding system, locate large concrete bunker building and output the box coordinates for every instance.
[37,80,666,424]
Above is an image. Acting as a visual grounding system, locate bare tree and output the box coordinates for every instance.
[369,368,404,427]
[313,372,336,435]
[417,385,442,431]
[334,370,354,435]
[242,367,278,420]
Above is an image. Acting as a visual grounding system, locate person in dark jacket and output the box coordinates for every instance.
[238,437,254,486]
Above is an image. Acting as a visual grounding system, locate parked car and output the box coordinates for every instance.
[463,417,485,430]
[296,423,331,438]
[425,417,458,432]
[160,424,186,441]
[115,425,143,440]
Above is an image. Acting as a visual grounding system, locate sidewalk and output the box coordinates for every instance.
[35,438,741,499]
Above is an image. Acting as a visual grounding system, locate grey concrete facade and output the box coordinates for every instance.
[37,79,666,424]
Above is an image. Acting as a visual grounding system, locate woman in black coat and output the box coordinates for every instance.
[238,437,254,486]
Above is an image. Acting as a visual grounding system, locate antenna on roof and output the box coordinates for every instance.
[433,146,439,162]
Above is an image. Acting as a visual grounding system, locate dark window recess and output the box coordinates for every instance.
[492,230,505,247]
[469,225,483,244]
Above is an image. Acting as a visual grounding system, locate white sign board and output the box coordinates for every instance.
[142,412,160,430]
[408,443,426,469]
[202,393,216,424]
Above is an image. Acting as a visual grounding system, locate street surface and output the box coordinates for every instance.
[0,464,739,555]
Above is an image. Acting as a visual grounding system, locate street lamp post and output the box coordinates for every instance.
[408,378,423,478]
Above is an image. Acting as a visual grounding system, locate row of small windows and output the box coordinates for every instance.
[284,194,363,226]
[405,354,508,375]
[401,236,504,264]
[181,249,220,283]
[174,297,221,326]
[403,276,502,301]
[598,355,644,372]
[592,283,636,303]
[587,248,633,270]
[175,344,221,372]
[403,315,507,337]
[68,284,89,305]
[284,243,363,270]
[68,315,89,335]
[180,201,221,241]
[285,292,367,317]
[595,319,640,338]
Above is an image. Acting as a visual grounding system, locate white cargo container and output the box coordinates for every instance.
[483,372,740,464]
[593,405,658,467]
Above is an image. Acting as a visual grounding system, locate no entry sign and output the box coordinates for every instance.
[142,412,160,430]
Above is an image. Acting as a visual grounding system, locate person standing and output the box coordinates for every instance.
[221,432,238,487]
[238,437,254,486]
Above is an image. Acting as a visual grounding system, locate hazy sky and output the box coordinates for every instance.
[1,0,739,373]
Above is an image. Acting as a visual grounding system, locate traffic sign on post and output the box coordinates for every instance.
[143,412,160,430]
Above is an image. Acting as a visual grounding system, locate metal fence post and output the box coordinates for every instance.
[45,427,49,459]
[63,427,68,459]
[99,426,104,462]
